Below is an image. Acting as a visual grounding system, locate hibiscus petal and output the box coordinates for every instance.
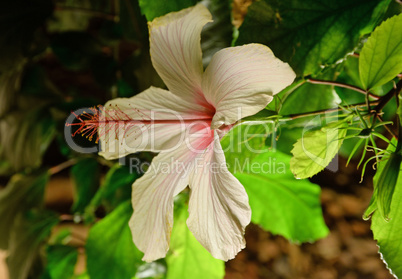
[149,4,213,108]
[130,125,213,262]
[98,86,212,159]
[187,131,251,261]
[202,44,296,128]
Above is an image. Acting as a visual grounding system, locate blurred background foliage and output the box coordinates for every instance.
[0,0,233,278]
[0,0,401,278]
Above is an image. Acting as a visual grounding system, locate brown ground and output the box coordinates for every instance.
[226,161,393,279]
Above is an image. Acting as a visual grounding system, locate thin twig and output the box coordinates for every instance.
[285,101,380,120]
[59,214,76,222]
[48,159,77,175]
[307,78,380,100]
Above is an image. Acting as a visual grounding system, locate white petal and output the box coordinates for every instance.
[98,86,213,159]
[202,44,296,128]
[129,125,214,262]
[149,4,213,108]
[187,131,251,261]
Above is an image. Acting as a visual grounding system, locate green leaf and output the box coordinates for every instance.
[334,56,367,104]
[46,245,78,279]
[221,122,275,173]
[138,0,197,21]
[73,273,90,279]
[50,229,73,245]
[200,0,232,66]
[0,69,22,118]
[0,171,49,249]
[71,158,100,214]
[47,9,91,33]
[7,210,59,279]
[270,81,341,156]
[236,0,391,76]
[275,126,305,155]
[166,205,225,279]
[86,201,143,279]
[86,164,137,218]
[234,151,328,242]
[280,82,341,115]
[335,54,395,101]
[376,152,402,220]
[0,108,56,172]
[371,145,402,277]
[290,120,348,179]
[117,79,135,98]
[359,13,402,90]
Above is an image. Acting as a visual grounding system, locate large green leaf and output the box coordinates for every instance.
[92,164,137,206]
[46,245,78,279]
[280,82,341,115]
[138,0,197,21]
[7,210,59,279]
[273,79,341,155]
[371,164,402,277]
[166,205,225,279]
[71,158,100,214]
[275,126,304,155]
[86,201,143,279]
[200,0,232,66]
[236,0,391,76]
[0,171,49,249]
[369,138,402,277]
[376,151,402,220]
[234,151,328,242]
[221,122,275,173]
[335,56,367,104]
[359,13,402,90]
[47,9,91,33]
[290,120,348,179]
[0,69,23,118]
[86,163,137,219]
[0,108,56,172]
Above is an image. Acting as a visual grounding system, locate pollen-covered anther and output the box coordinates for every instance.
[66,106,104,143]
